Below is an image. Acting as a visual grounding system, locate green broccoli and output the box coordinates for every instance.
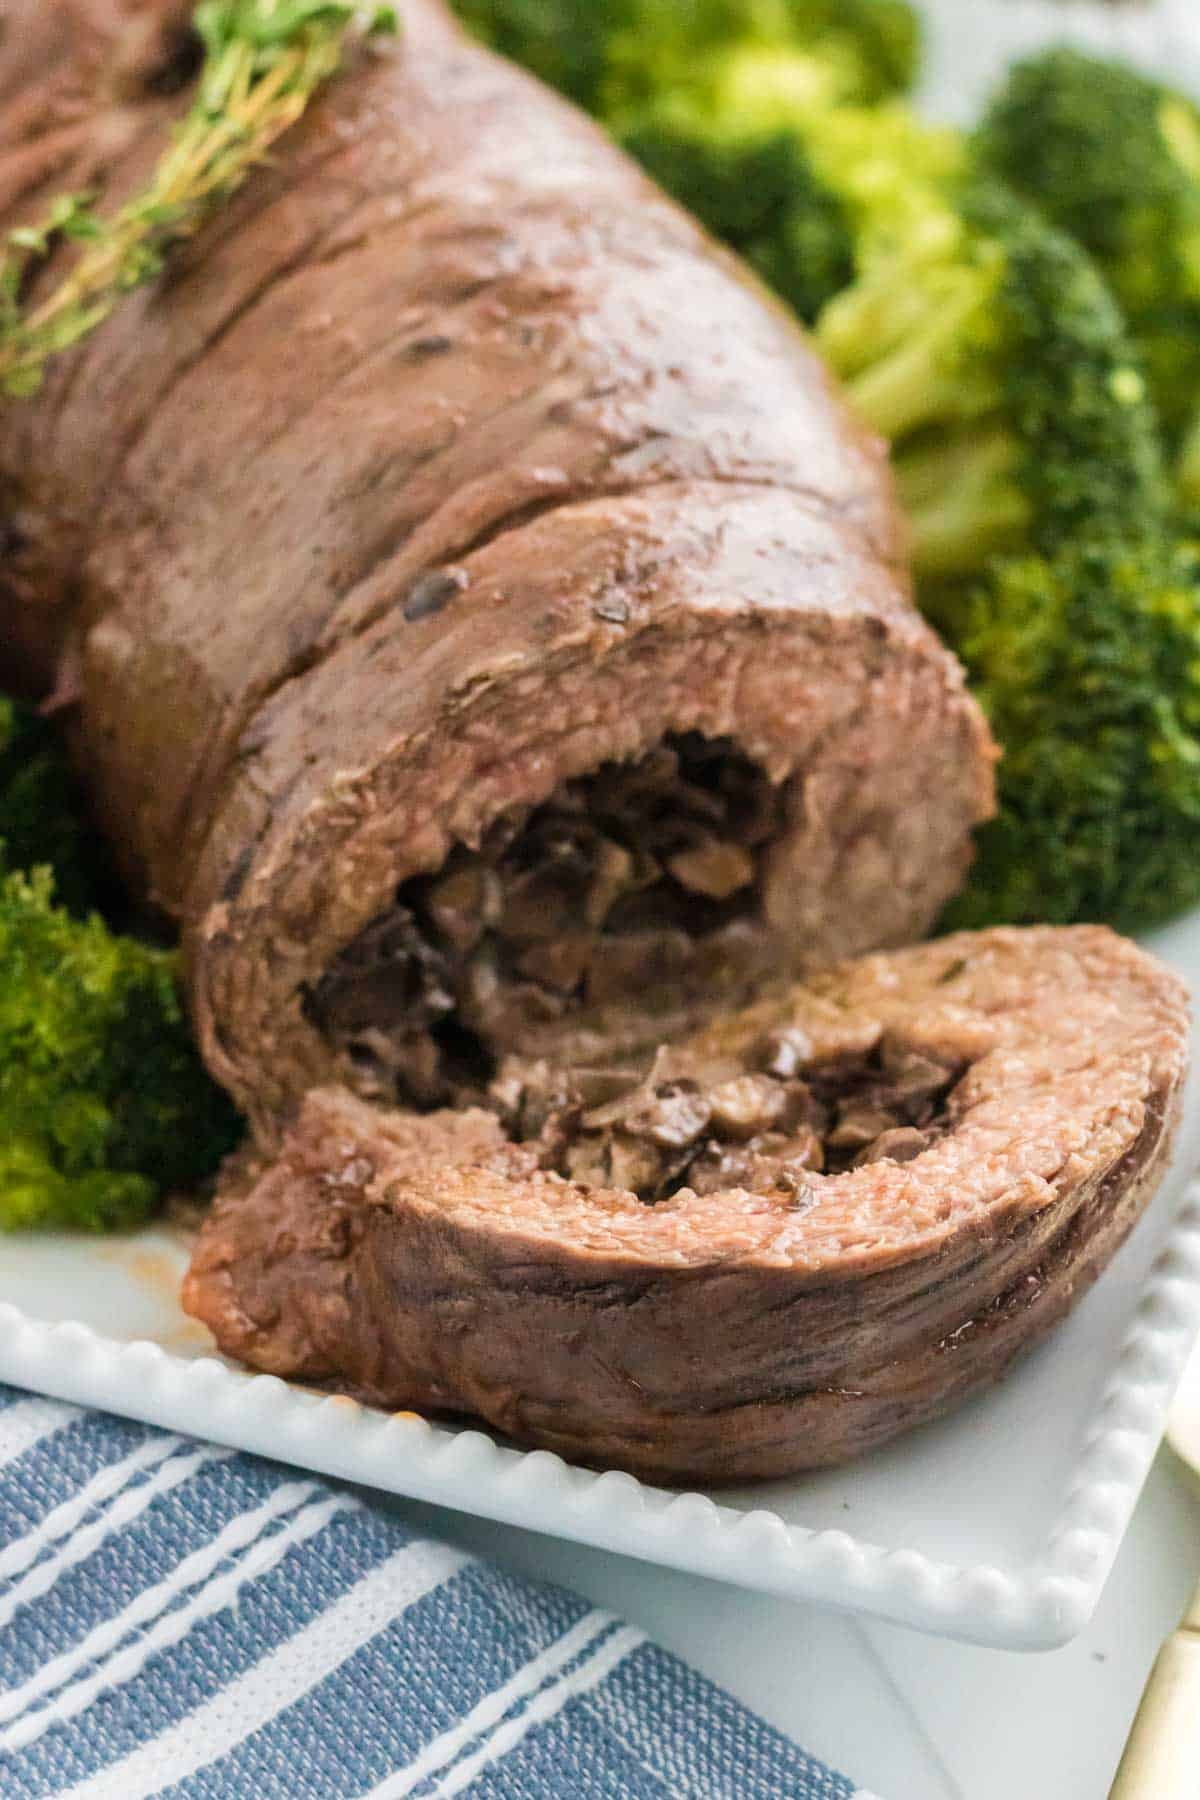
[0,696,111,917]
[602,1,921,117]
[621,101,853,322]
[805,133,1200,924]
[979,48,1200,500]
[780,0,920,104]
[0,862,241,1232]
[811,145,1168,583]
[945,532,1200,931]
[610,30,939,327]
[634,60,1194,926]
[793,115,1200,924]
[451,0,611,108]
[452,0,920,118]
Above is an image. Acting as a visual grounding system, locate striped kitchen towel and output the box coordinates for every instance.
[0,1386,875,1799]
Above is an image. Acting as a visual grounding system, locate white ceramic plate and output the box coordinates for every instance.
[6,0,1200,1663]
[2,915,1200,1652]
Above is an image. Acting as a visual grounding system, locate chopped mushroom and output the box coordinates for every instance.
[854,1126,928,1166]
[488,1026,964,1200]
[310,736,787,1109]
[666,840,756,899]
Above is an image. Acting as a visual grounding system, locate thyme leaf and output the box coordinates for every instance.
[0,0,397,398]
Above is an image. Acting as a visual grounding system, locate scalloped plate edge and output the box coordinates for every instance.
[2,1170,1199,1651]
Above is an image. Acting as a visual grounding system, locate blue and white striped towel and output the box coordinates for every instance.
[0,1385,875,1799]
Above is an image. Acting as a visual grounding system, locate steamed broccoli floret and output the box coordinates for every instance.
[0,863,241,1232]
[621,102,853,322]
[0,697,109,917]
[451,0,611,107]
[803,123,1200,926]
[616,51,948,326]
[945,532,1200,930]
[702,81,1192,926]
[604,2,920,117]
[979,49,1200,496]
[813,153,1168,580]
[0,689,242,1231]
[453,0,920,118]
[782,0,919,104]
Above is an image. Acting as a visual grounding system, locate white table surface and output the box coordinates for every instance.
[382,1449,1200,1800]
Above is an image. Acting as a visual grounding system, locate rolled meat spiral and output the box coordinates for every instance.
[183,926,1189,1482]
[0,0,995,1139]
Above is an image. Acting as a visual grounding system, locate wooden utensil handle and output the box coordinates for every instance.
[1110,1603,1200,1797]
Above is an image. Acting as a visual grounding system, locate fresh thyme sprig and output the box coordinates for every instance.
[0,0,397,398]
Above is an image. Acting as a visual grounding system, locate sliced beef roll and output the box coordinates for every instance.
[183,927,1190,1483]
[0,0,994,1134]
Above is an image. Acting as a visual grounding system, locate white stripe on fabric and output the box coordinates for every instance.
[0,1445,228,1631]
[0,1479,323,1728]
[2,1491,354,1753]
[364,1608,617,1799]
[0,1397,79,1471]
[435,1624,646,1797]
[0,1435,183,1581]
[58,1538,471,1800]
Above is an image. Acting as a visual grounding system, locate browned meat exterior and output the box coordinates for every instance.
[0,0,994,1133]
[183,927,1190,1483]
